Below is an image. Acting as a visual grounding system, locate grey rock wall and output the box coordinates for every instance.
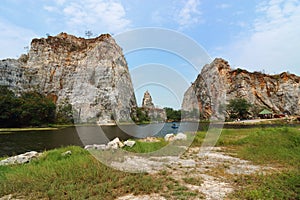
[0,33,137,124]
[182,58,300,119]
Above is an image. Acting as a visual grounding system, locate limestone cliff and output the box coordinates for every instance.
[141,91,166,122]
[0,33,137,124]
[182,58,300,119]
[142,90,154,109]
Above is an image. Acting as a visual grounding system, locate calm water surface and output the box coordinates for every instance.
[0,122,200,157]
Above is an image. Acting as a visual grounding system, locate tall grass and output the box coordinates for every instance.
[0,146,167,199]
[218,127,300,199]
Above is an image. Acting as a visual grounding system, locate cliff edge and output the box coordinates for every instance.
[182,58,300,119]
[0,33,137,124]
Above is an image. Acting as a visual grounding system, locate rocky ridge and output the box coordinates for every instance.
[182,58,300,119]
[0,33,137,124]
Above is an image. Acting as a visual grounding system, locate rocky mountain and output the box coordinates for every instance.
[142,90,155,109]
[0,33,137,124]
[182,58,300,120]
[141,91,166,122]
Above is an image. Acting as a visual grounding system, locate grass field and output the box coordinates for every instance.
[0,126,299,199]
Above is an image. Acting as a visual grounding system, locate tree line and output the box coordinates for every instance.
[0,86,73,128]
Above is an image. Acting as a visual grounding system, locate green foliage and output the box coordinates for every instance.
[0,86,21,127]
[133,107,150,123]
[226,98,251,120]
[19,92,56,126]
[0,87,56,127]
[164,107,181,121]
[55,102,74,124]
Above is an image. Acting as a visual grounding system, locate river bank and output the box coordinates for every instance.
[0,126,299,199]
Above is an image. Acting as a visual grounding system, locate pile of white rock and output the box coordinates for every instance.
[84,133,187,151]
[164,132,187,142]
[84,137,136,151]
[0,151,41,166]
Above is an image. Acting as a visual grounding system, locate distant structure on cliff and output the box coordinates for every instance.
[141,91,166,122]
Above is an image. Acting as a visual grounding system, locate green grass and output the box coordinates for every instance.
[1,126,299,199]
[230,171,300,199]
[219,127,300,167]
[123,139,168,153]
[217,127,300,199]
[182,177,203,186]
[0,146,173,199]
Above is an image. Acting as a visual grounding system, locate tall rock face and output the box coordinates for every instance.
[141,91,166,122]
[142,90,155,109]
[0,33,137,124]
[182,58,300,119]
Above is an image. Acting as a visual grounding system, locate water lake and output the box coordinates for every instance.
[0,122,200,157]
[1,122,295,157]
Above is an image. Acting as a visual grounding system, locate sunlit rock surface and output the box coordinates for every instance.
[182,58,300,119]
[0,33,137,124]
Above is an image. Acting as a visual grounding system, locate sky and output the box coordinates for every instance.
[1,0,300,109]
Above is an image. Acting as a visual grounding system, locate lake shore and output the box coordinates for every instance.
[0,126,299,199]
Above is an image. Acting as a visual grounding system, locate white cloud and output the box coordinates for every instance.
[177,0,203,28]
[43,5,57,12]
[60,0,131,35]
[217,3,231,9]
[0,19,37,59]
[224,0,300,75]
[54,0,66,6]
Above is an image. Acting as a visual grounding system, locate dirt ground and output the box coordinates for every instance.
[114,147,274,200]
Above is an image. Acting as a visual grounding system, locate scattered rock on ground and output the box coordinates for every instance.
[84,137,126,151]
[107,137,124,149]
[138,137,161,142]
[0,194,25,200]
[174,132,187,141]
[110,147,273,199]
[164,133,175,142]
[61,150,72,156]
[124,140,136,147]
[0,151,40,166]
[116,194,166,200]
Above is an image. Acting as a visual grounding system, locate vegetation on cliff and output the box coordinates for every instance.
[164,107,181,122]
[0,86,73,128]
[0,86,56,127]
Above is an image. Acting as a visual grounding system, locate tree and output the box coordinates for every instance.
[164,107,181,121]
[56,103,74,124]
[136,107,150,123]
[85,30,93,38]
[19,92,56,126]
[226,98,251,120]
[0,86,21,127]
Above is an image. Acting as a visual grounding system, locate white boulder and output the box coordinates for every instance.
[107,137,124,149]
[61,150,72,156]
[174,133,187,141]
[0,151,40,166]
[124,140,136,148]
[164,133,175,142]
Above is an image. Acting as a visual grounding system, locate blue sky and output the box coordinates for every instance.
[1,0,300,108]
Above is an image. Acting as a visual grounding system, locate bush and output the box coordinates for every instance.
[0,87,56,127]
[226,98,251,120]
